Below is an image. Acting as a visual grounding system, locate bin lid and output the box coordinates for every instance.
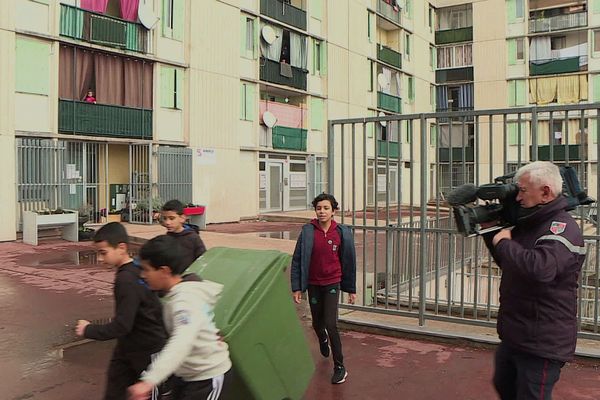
[185,247,291,338]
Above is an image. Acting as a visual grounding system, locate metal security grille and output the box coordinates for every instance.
[328,104,600,340]
[157,146,193,204]
[128,144,153,224]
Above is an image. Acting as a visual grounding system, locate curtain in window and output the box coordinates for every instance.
[551,43,588,66]
[436,85,449,110]
[380,67,392,94]
[290,31,307,69]
[80,0,109,13]
[95,52,124,105]
[529,77,557,104]
[259,23,283,62]
[458,83,473,108]
[75,49,95,101]
[120,0,140,22]
[530,37,552,61]
[124,59,153,108]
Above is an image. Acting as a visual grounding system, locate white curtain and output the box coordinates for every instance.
[551,43,588,66]
[380,67,392,94]
[290,32,307,69]
[529,37,552,61]
[259,24,283,62]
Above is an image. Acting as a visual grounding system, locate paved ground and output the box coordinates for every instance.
[2,230,600,399]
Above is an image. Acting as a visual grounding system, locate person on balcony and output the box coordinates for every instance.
[84,89,97,104]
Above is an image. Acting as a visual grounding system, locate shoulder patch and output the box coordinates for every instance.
[550,221,567,235]
[174,310,191,325]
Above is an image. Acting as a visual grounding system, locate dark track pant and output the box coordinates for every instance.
[171,370,231,400]
[103,349,154,400]
[493,342,564,400]
[308,283,344,367]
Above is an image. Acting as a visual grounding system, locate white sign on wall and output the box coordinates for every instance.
[290,173,307,188]
[259,173,267,190]
[195,148,217,165]
[377,174,387,191]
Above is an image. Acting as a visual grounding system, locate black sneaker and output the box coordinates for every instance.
[319,338,330,358]
[331,365,347,384]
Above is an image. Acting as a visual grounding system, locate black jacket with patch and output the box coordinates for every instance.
[167,224,207,269]
[483,197,586,361]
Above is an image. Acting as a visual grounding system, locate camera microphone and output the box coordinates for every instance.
[446,184,478,206]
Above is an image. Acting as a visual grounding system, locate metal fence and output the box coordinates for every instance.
[328,103,600,339]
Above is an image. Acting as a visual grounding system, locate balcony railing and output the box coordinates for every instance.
[59,100,152,140]
[435,27,473,45]
[377,45,402,69]
[376,0,402,25]
[378,92,402,113]
[60,4,151,53]
[529,11,587,33]
[260,58,308,91]
[272,126,307,151]
[530,144,582,161]
[529,56,582,76]
[260,0,307,30]
[438,147,475,162]
[436,66,474,83]
[377,140,399,159]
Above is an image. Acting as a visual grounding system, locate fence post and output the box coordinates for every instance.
[327,120,335,194]
[419,114,428,326]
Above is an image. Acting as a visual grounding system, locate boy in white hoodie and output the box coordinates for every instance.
[128,235,232,400]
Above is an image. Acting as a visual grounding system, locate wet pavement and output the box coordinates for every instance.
[2,240,600,399]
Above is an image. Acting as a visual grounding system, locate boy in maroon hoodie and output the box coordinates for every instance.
[291,193,357,384]
[161,199,207,269]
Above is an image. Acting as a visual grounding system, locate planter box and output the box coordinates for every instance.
[23,210,79,246]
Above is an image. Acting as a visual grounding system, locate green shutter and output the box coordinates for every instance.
[430,125,437,146]
[160,66,175,108]
[594,0,600,14]
[311,98,324,130]
[508,40,516,65]
[173,0,184,41]
[320,41,327,76]
[245,84,255,121]
[507,0,516,23]
[516,80,526,105]
[312,39,317,75]
[594,75,600,101]
[508,80,516,106]
[367,12,372,42]
[405,0,412,19]
[592,120,598,143]
[162,0,171,37]
[175,69,184,109]
[240,15,247,56]
[313,0,322,20]
[253,18,259,59]
[240,84,246,119]
[15,37,50,95]
[508,122,525,145]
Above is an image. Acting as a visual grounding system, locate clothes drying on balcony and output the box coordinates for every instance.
[530,38,587,66]
[529,74,588,105]
[280,62,293,78]
[80,0,109,13]
[259,100,306,128]
[260,23,308,70]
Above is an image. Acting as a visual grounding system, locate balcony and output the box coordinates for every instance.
[260,0,307,31]
[435,27,473,45]
[378,92,402,113]
[438,147,475,162]
[376,0,402,25]
[530,144,582,161]
[377,140,399,159]
[529,11,587,33]
[59,100,152,140]
[377,45,402,69]
[60,4,150,53]
[260,58,308,91]
[436,67,474,83]
[529,56,582,76]
[272,126,307,151]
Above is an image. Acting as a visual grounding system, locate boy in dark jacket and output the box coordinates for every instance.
[291,193,357,385]
[75,222,167,400]
[161,199,207,269]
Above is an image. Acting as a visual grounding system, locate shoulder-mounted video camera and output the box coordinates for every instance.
[447,166,594,237]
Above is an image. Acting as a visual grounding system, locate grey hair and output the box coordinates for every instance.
[514,161,563,195]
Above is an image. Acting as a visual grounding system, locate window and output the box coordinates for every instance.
[595,30,600,53]
[507,122,526,146]
[428,6,434,31]
[437,4,472,30]
[552,120,563,145]
[516,38,524,61]
[312,39,326,75]
[240,83,255,121]
[508,79,526,106]
[404,33,411,59]
[314,41,321,74]
[312,0,323,20]
[162,0,184,40]
[437,44,472,68]
[508,38,524,65]
[429,45,435,69]
[515,0,524,19]
[551,36,566,50]
[161,66,184,109]
[245,17,254,55]
[369,61,374,92]
[430,84,436,110]
[408,76,415,102]
[405,0,412,19]
[367,12,373,42]
[430,124,437,146]
[16,37,50,95]
[311,97,324,130]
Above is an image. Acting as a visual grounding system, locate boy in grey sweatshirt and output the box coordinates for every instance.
[128,235,231,400]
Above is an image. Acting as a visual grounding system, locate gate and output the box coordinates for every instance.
[128,143,153,224]
[157,146,193,204]
[328,104,600,339]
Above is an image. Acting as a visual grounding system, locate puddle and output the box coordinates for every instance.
[249,231,301,241]
[17,248,139,268]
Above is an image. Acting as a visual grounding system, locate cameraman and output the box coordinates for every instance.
[481,161,586,400]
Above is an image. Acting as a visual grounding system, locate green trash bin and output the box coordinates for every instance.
[186,247,315,400]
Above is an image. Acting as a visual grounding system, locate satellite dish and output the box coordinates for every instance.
[379,111,387,127]
[261,26,276,45]
[262,111,277,128]
[377,73,390,90]
[138,1,159,29]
